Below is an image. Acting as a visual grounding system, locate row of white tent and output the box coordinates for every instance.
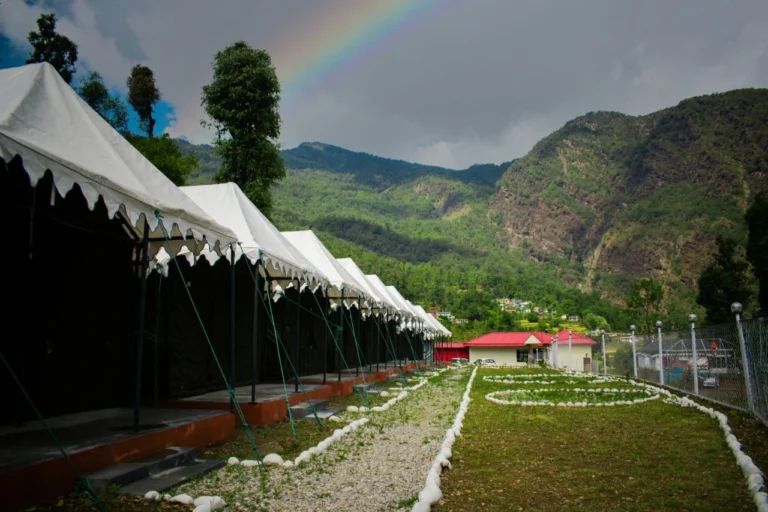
[0,62,450,340]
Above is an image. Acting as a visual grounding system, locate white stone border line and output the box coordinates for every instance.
[411,366,478,512]
[485,387,659,407]
[661,393,768,511]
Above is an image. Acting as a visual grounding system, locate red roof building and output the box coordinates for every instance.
[462,331,596,370]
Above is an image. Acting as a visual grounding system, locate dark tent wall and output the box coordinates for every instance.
[146,257,271,400]
[0,160,139,424]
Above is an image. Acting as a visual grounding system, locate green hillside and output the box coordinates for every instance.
[175,88,768,329]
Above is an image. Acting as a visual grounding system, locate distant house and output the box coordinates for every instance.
[636,338,735,373]
[567,315,581,322]
[464,332,551,366]
[454,318,468,324]
[551,330,597,372]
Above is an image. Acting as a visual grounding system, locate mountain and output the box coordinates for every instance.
[175,88,768,328]
[490,89,768,310]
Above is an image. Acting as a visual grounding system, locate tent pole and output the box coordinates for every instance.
[295,280,301,394]
[376,314,380,372]
[322,289,328,385]
[250,260,260,403]
[356,303,361,377]
[133,219,150,431]
[338,295,343,383]
[384,315,387,369]
[229,248,236,413]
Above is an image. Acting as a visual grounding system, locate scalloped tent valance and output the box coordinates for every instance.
[0,63,238,256]
[282,230,369,305]
[160,183,329,288]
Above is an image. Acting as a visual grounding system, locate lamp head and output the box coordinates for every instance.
[688,314,697,323]
[630,324,636,332]
[655,320,662,328]
[731,302,743,314]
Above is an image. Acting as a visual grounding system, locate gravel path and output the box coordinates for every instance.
[178,368,469,511]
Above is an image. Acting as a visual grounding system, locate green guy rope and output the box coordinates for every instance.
[0,348,107,511]
[341,300,372,403]
[153,272,162,408]
[309,290,368,407]
[374,316,408,384]
[238,250,323,429]
[155,212,265,471]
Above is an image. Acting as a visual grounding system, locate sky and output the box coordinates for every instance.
[1,0,768,169]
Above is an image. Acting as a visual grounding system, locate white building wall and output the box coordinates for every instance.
[469,347,525,367]
[554,345,594,371]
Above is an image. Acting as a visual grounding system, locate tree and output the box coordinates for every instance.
[626,278,663,333]
[127,65,161,137]
[26,13,78,83]
[77,71,129,134]
[202,41,285,217]
[126,135,198,186]
[697,235,752,324]
[746,192,768,315]
[583,313,608,331]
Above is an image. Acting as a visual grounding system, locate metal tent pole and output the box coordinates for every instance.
[229,248,236,412]
[295,281,301,394]
[376,314,380,372]
[133,219,150,431]
[322,289,328,385]
[250,260,260,403]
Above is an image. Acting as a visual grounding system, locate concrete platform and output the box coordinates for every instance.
[179,383,324,405]
[0,408,234,511]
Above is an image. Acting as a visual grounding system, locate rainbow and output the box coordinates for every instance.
[274,0,460,110]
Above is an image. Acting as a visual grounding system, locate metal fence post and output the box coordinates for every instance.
[732,303,757,415]
[630,325,637,379]
[656,321,664,385]
[689,314,699,396]
[601,329,606,376]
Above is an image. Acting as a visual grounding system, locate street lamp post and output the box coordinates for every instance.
[689,314,699,396]
[600,329,606,376]
[568,330,573,371]
[630,325,637,379]
[732,302,756,414]
[656,320,664,385]
[552,335,558,368]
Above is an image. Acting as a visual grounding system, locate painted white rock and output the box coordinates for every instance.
[241,459,260,467]
[262,453,284,466]
[169,494,194,505]
[227,456,240,465]
[144,491,160,501]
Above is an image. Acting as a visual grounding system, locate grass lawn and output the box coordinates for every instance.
[439,367,766,511]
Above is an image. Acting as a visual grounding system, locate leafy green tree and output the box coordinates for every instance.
[526,312,539,323]
[697,235,752,324]
[612,343,635,375]
[126,134,198,186]
[77,71,128,134]
[26,13,78,83]
[202,41,285,217]
[746,192,768,315]
[583,313,608,331]
[127,64,161,137]
[626,278,663,333]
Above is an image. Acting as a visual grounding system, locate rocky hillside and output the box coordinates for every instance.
[491,89,768,304]
[175,88,768,324]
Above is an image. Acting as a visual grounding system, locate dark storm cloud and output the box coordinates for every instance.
[3,0,768,168]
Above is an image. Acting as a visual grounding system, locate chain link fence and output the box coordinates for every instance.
[596,318,767,426]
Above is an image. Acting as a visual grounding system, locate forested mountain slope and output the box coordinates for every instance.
[176,88,768,328]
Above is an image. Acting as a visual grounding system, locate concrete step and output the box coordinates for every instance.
[304,407,345,420]
[353,382,378,392]
[117,459,225,496]
[289,399,328,419]
[86,447,196,493]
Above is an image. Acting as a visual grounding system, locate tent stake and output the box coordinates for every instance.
[133,219,149,431]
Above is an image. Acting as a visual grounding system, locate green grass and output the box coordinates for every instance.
[438,368,765,511]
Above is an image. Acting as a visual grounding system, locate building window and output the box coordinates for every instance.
[517,350,528,363]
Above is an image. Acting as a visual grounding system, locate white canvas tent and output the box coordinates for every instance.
[386,286,418,324]
[176,183,328,288]
[0,63,237,254]
[365,275,405,317]
[336,258,394,316]
[282,231,369,305]
[410,304,436,339]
